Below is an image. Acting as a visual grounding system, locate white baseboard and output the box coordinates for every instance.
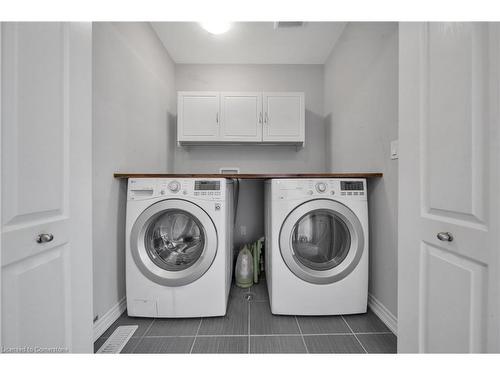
[368,293,397,335]
[93,297,127,341]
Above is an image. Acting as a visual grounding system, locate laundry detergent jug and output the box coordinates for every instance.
[235,245,253,288]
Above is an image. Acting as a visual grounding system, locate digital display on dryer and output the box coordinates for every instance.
[341,181,364,191]
[195,180,221,191]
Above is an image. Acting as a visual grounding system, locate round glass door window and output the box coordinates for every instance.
[291,209,351,271]
[130,199,218,287]
[279,199,364,284]
[145,209,205,272]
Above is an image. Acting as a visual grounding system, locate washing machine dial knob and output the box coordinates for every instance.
[168,181,180,192]
[316,182,327,193]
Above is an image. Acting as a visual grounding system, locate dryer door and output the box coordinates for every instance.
[279,199,364,284]
[130,199,218,286]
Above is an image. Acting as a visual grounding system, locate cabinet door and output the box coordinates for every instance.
[263,92,304,143]
[220,92,262,142]
[177,92,220,142]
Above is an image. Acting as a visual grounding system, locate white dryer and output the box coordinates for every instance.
[265,178,368,315]
[126,178,233,318]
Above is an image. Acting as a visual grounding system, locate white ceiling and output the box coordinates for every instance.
[151,22,346,64]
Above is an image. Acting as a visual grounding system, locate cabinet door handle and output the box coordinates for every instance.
[264,112,268,124]
[259,112,262,123]
[216,112,219,123]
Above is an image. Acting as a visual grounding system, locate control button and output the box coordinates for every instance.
[307,190,314,195]
[215,203,221,210]
[182,190,188,195]
[315,182,327,193]
[168,180,180,193]
[160,189,166,195]
[330,191,335,195]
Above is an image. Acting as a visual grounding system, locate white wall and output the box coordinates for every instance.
[92,22,176,322]
[324,23,399,316]
[174,64,326,247]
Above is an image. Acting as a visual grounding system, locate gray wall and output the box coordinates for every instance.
[92,22,176,322]
[324,23,399,316]
[174,64,326,247]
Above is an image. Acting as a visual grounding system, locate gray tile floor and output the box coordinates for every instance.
[95,282,397,354]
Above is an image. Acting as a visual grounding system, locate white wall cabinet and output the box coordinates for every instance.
[177,91,304,145]
[220,92,262,142]
[177,92,220,141]
[263,92,305,142]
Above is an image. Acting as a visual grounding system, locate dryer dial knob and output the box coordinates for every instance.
[168,181,180,192]
[316,182,327,193]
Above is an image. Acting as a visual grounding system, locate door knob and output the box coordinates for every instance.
[36,233,54,243]
[437,232,453,242]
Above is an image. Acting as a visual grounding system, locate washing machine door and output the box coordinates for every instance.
[130,199,218,287]
[279,199,364,284]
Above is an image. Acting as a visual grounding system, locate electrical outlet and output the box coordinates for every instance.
[390,140,399,160]
[240,226,247,236]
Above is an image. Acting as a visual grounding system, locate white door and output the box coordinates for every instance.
[398,22,500,353]
[1,22,93,353]
[220,92,262,142]
[177,92,220,142]
[262,92,304,143]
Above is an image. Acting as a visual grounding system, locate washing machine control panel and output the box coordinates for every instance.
[193,180,222,198]
[275,179,366,201]
[128,178,225,201]
[315,182,327,193]
[194,180,221,191]
[167,180,181,192]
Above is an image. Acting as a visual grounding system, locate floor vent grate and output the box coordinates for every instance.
[96,325,138,354]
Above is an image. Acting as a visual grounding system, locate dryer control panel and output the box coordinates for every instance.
[128,178,226,201]
[339,180,365,197]
[273,178,367,201]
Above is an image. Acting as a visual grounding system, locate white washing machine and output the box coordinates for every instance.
[126,178,233,318]
[265,178,368,315]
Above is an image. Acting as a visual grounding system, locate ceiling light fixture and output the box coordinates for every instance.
[200,22,231,35]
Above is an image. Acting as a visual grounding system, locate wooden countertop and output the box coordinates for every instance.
[114,173,383,179]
